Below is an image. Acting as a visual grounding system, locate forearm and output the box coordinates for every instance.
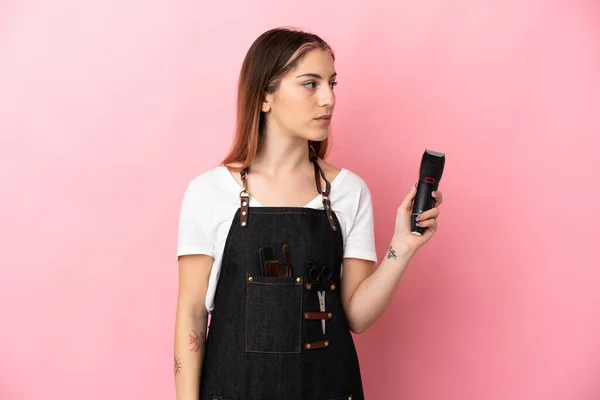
[174,308,208,400]
[346,236,415,334]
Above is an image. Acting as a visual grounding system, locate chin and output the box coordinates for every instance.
[304,128,330,142]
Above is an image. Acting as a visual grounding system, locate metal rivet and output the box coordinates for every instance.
[242,201,247,206]
[242,211,246,216]
[328,313,332,318]
[329,215,333,219]
[305,313,310,318]
[241,221,247,227]
[305,343,311,349]
[306,283,312,290]
[325,341,329,346]
[330,284,336,290]
[248,276,253,281]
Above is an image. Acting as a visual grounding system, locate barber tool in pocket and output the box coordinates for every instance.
[259,245,293,278]
[308,261,333,335]
[258,247,275,277]
[278,244,293,278]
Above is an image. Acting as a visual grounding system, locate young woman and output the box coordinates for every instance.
[174,27,443,400]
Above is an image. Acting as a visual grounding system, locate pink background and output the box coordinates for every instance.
[1,1,599,399]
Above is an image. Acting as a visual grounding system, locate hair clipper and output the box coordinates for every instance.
[411,149,445,235]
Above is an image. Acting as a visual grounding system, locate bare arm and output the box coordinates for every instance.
[174,254,212,400]
[341,240,414,334]
[341,185,444,334]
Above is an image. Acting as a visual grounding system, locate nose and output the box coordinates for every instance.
[318,84,336,108]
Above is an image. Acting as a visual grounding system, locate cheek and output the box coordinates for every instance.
[279,89,305,108]
[277,91,309,120]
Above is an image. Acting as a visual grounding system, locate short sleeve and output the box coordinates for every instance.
[176,182,214,258]
[343,184,377,264]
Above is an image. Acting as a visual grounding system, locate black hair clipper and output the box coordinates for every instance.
[411,149,445,235]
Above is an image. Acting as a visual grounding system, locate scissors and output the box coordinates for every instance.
[308,263,332,335]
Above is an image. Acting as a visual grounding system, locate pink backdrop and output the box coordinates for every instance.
[1,1,599,399]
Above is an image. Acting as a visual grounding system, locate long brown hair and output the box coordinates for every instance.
[221,27,335,171]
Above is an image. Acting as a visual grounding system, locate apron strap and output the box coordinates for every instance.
[239,168,250,227]
[309,146,337,231]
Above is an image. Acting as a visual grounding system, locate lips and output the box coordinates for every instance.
[315,115,331,120]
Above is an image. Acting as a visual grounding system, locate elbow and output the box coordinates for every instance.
[345,303,369,334]
[348,320,368,335]
[350,327,365,335]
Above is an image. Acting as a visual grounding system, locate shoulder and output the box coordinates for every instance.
[319,160,370,195]
[317,161,372,215]
[183,165,230,198]
[315,159,342,182]
[179,165,239,230]
[323,164,375,246]
[319,159,361,184]
[339,168,371,195]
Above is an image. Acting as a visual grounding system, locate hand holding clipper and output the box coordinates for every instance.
[411,149,445,235]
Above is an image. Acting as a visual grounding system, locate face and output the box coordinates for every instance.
[262,49,337,142]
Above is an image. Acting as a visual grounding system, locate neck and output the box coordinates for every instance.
[251,131,313,177]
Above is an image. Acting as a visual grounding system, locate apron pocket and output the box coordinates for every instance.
[244,273,303,354]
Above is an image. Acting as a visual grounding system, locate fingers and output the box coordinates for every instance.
[399,183,418,211]
[417,206,440,221]
[400,187,443,213]
[432,190,443,207]
[409,189,443,237]
[415,216,437,232]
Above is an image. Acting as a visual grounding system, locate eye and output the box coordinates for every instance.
[302,81,338,90]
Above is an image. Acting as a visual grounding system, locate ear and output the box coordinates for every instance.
[261,92,273,113]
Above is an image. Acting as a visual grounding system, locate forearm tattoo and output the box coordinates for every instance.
[189,329,206,352]
[174,356,181,376]
[387,246,397,260]
[174,330,206,376]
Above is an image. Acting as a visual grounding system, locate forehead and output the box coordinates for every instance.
[292,49,335,75]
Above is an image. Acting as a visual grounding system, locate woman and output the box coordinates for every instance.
[174,27,443,400]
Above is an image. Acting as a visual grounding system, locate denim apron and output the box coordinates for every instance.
[200,152,365,400]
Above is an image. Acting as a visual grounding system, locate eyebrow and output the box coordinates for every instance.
[296,72,337,79]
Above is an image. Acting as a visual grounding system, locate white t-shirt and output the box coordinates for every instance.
[177,165,377,313]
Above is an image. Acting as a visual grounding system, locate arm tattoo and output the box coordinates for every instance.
[189,329,206,352]
[174,356,181,376]
[387,246,397,260]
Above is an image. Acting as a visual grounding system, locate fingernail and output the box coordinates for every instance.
[415,214,420,222]
[432,191,437,196]
[414,182,417,188]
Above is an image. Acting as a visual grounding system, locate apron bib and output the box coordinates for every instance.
[200,152,364,400]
